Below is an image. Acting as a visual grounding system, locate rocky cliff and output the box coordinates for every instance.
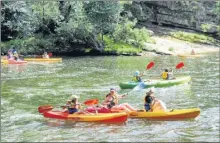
[126,1,219,35]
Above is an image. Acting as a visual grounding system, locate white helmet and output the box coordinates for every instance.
[135,71,140,76]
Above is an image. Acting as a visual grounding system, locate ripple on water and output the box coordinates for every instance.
[1,54,219,142]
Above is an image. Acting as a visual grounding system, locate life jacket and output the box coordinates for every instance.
[106,93,118,109]
[132,76,141,82]
[150,100,166,112]
[161,72,168,80]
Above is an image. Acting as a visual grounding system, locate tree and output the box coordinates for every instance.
[30,1,60,37]
[55,1,94,52]
[84,1,123,41]
[1,1,34,41]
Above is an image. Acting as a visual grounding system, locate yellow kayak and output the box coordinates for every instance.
[23,58,62,62]
[178,54,204,58]
[129,108,200,120]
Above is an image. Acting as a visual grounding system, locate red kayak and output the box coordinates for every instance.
[38,105,128,123]
[2,59,27,64]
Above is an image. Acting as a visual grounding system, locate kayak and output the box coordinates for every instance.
[129,108,200,120]
[1,59,27,64]
[85,107,200,121]
[119,76,191,89]
[178,54,204,58]
[38,106,200,121]
[42,110,128,123]
[23,58,62,62]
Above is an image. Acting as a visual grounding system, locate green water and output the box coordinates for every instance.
[1,53,219,142]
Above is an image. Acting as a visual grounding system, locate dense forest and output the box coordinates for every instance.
[1,1,219,56]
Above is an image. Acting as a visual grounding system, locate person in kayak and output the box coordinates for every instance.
[191,49,196,55]
[65,95,82,114]
[42,52,49,59]
[7,49,14,60]
[132,71,144,82]
[161,69,169,80]
[12,50,19,61]
[168,68,176,79]
[161,69,176,80]
[102,88,137,114]
[144,89,167,112]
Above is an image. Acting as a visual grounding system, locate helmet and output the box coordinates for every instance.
[135,71,140,76]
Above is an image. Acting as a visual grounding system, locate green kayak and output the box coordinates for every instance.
[119,76,191,89]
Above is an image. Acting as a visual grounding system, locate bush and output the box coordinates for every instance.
[170,31,215,44]
[112,18,155,48]
[103,35,141,55]
[168,47,174,52]
[1,36,55,55]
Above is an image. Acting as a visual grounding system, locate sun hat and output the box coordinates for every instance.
[69,95,79,100]
[110,88,115,91]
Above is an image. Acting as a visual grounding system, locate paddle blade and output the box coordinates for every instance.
[38,105,53,114]
[84,99,99,106]
[176,62,184,69]
[133,82,146,91]
[146,62,154,70]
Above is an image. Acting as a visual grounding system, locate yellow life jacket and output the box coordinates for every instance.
[161,72,168,79]
[132,76,138,82]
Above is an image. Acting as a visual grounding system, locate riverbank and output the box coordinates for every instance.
[139,24,219,57]
[140,35,219,57]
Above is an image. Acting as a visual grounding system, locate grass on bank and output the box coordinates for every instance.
[103,36,142,55]
[170,31,215,44]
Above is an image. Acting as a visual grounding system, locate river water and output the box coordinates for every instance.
[1,53,219,142]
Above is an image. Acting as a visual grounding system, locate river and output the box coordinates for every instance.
[1,53,219,142]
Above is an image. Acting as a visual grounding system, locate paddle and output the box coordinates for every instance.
[176,62,184,69]
[38,105,53,114]
[38,99,99,114]
[83,99,99,106]
[146,61,154,70]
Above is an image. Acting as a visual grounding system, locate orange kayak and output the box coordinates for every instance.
[39,107,128,123]
[1,59,27,64]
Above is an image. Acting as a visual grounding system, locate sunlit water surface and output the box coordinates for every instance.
[1,53,219,142]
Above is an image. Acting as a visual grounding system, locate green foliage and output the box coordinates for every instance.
[170,31,215,44]
[85,1,123,40]
[1,1,34,40]
[55,1,93,51]
[1,36,55,55]
[201,24,212,32]
[30,1,60,25]
[103,35,141,55]
[214,2,220,15]
[168,47,174,52]
[112,18,155,48]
